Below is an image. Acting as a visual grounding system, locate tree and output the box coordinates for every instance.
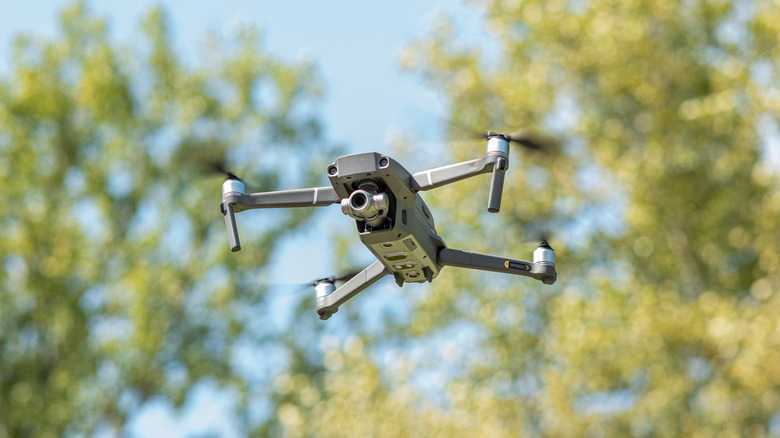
[6,1,780,437]
[0,2,333,436]
[269,0,780,436]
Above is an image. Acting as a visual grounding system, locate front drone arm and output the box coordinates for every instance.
[220,180,340,252]
[223,186,340,213]
[411,156,495,191]
[411,135,510,213]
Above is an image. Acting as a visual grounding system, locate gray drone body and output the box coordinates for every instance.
[220,134,557,320]
[328,153,444,285]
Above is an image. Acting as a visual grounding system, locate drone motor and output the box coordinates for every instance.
[314,280,336,302]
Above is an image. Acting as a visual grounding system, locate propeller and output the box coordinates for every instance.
[207,159,265,195]
[267,269,364,291]
[442,119,553,153]
[523,223,555,245]
[310,269,363,286]
[206,159,278,194]
[252,269,365,300]
[206,160,244,182]
[479,130,545,151]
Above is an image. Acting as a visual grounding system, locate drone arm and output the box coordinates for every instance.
[315,261,389,320]
[223,186,340,213]
[220,185,340,252]
[411,154,509,213]
[437,247,556,285]
[411,156,496,192]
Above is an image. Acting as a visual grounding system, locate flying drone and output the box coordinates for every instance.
[219,132,557,320]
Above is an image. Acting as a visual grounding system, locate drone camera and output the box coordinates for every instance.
[341,190,389,227]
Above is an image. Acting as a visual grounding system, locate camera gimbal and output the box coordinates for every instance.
[220,133,557,320]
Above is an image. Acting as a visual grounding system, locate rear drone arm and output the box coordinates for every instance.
[411,135,510,213]
[437,247,556,285]
[220,178,340,252]
[314,261,390,320]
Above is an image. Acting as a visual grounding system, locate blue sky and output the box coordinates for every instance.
[0,0,478,152]
[0,1,488,435]
[0,0,488,282]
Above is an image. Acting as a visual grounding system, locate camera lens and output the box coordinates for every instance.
[351,192,367,209]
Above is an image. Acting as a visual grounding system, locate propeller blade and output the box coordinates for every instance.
[330,269,363,283]
[523,224,554,244]
[304,269,364,286]
[260,269,365,292]
[208,161,243,181]
[202,159,265,193]
[457,127,547,152]
[485,130,545,151]
[506,135,544,151]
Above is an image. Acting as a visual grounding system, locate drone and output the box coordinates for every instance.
[219,132,557,320]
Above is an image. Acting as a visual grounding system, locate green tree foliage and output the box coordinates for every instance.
[5,1,780,437]
[0,3,332,436]
[267,0,780,437]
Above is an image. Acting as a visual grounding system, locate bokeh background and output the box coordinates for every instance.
[1,0,779,437]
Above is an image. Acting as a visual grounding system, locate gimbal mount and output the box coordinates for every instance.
[220,133,557,320]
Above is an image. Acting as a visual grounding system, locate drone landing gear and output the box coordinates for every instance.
[315,261,390,320]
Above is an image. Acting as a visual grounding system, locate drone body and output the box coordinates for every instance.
[328,152,444,284]
[220,133,557,320]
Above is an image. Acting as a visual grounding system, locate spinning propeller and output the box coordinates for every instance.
[310,270,362,285]
[480,131,545,151]
[209,161,243,182]
[267,270,365,303]
[265,269,363,294]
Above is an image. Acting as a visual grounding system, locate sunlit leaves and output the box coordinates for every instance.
[288,0,780,436]
[0,2,331,436]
